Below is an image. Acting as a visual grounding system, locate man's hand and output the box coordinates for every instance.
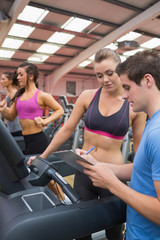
[0,100,7,112]
[76,148,118,190]
[75,148,98,165]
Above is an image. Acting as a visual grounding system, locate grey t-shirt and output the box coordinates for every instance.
[6,96,22,133]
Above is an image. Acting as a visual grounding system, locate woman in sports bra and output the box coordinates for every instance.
[28,48,146,240]
[0,62,64,155]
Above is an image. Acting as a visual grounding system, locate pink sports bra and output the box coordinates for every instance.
[16,89,44,120]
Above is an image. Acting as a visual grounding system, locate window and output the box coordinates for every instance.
[66,81,76,96]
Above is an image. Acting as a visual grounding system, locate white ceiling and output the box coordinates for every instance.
[0,0,160,86]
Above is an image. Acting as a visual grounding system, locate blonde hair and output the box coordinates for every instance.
[94,48,121,64]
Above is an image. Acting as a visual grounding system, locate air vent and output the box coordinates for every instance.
[118,41,139,51]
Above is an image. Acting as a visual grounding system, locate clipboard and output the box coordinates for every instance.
[52,150,93,173]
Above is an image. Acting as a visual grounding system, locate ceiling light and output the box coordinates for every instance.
[120,55,127,62]
[105,43,118,50]
[0,49,15,58]
[89,54,95,61]
[2,38,24,49]
[62,17,92,32]
[28,54,48,62]
[8,23,35,38]
[18,6,48,23]
[37,10,49,24]
[140,38,160,48]
[37,44,60,54]
[48,32,74,44]
[124,48,143,56]
[117,31,141,42]
[79,60,92,67]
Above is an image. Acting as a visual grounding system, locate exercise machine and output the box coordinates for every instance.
[43,95,74,147]
[0,119,126,240]
[44,95,85,151]
[121,127,134,163]
[57,96,85,150]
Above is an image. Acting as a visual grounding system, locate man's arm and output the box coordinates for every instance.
[108,177,160,226]
[77,151,160,226]
[76,148,133,181]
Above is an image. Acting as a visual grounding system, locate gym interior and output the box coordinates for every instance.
[0,0,160,239]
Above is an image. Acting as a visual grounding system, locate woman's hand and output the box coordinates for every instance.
[27,155,36,166]
[34,117,44,127]
[0,100,7,112]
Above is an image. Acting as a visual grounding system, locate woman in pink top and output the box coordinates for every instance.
[0,62,64,155]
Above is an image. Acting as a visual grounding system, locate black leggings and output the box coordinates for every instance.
[11,130,22,137]
[23,131,49,155]
[74,172,124,240]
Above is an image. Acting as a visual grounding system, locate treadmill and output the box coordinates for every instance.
[0,120,126,240]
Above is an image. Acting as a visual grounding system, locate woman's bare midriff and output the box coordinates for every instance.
[20,119,43,135]
[82,130,124,164]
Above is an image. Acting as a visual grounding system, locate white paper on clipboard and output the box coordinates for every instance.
[52,150,93,173]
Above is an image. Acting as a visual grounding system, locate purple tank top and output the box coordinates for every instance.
[16,89,44,120]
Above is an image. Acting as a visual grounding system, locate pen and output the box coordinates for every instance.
[84,146,96,155]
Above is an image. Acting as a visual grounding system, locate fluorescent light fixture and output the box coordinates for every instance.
[0,49,15,58]
[2,38,24,49]
[79,60,92,67]
[37,10,49,24]
[62,17,74,29]
[28,54,48,62]
[140,38,160,48]
[62,17,92,32]
[124,48,143,56]
[37,43,60,54]
[105,43,118,50]
[117,31,141,42]
[120,55,127,62]
[18,6,48,23]
[48,32,74,44]
[89,54,95,61]
[8,23,35,38]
